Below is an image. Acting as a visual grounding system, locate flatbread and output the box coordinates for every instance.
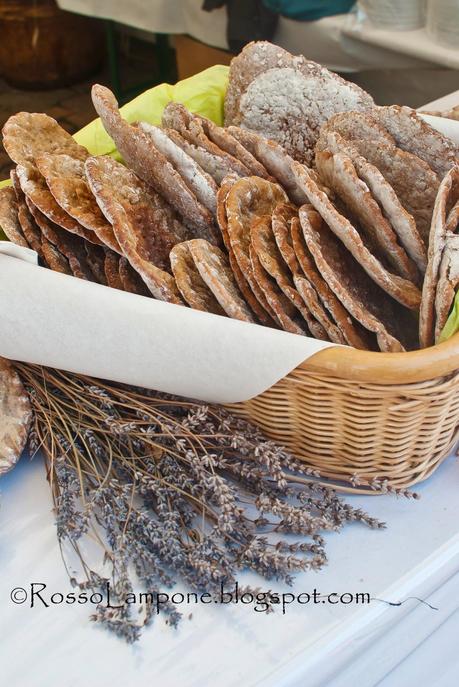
[104,251,123,290]
[15,162,104,246]
[290,216,372,349]
[187,238,255,322]
[272,203,369,348]
[292,162,422,310]
[224,41,302,125]
[35,153,121,253]
[40,238,72,274]
[0,357,31,475]
[446,200,459,233]
[320,111,395,146]
[315,150,419,283]
[374,105,458,178]
[316,131,427,272]
[238,66,373,165]
[85,243,108,285]
[420,167,459,347]
[227,126,308,206]
[85,155,183,303]
[91,85,215,237]
[170,242,224,314]
[162,102,250,178]
[217,174,278,326]
[26,199,93,281]
[435,234,459,340]
[251,215,331,341]
[2,111,87,166]
[0,186,29,248]
[250,246,307,336]
[138,122,218,215]
[225,176,289,323]
[224,40,373,131]
[118,257,151,297]
[299,206,416,352]
[196,116,270,178]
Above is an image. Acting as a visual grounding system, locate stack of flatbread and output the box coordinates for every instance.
[0,41,458,352]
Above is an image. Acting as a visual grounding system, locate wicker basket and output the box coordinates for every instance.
[228,332,459,492]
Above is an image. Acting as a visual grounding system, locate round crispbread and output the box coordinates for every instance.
[420,167,459,347]
[85,155,184,304]
[315,150,419,283]
[291,162,421,310]
[35,153,121,253]
[91,85,215,238]
[187,238,255,323]
[170,242,224,315]
[0,358,31,475]
[298,205,417,352]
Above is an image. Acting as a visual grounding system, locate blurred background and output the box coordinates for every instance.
[0,0,458,180]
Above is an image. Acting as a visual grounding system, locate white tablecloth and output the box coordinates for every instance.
[1,446,458,687]
[57,0,441,72]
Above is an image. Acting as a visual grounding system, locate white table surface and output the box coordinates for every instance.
[1,443,458,687]
[56,0,438,72]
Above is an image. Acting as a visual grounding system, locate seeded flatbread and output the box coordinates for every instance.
[238,66,373,165]
[224,40,373,133]
[446,201,459,233]
[251,215,332,341]
[299,206,416,352]
[250,245,307,336]
[165,128,241,186]
[85,243,108,285]
[374,105,458,178]
[162,102,250,179]
[0,357,31,475]
[118,257,151,297]
[315,150,419,283]
[40,238,72,274]
[320,111,396,146]
[187,238,255,323]
[85,155,183,303]
[0,186,29,248]
[10,175,44,257]
[35,153,121,253]
[226,176,289,323]
[2,111,87,166]
[272,203,369,348]
[217,175,278,326]
[170,242,224,314]
[104,251,123,290]
[420,167,459,348]
[292,162,421,310]
[196,116,270,178]
[224,41,303,125]
[138,122,218,215]
[91,85,215,238]
[26,199,94,281]
[435,234,459,340]
[15,162,104,246]
[316,131,427,272]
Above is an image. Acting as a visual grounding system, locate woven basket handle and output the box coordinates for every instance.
[302,332,459,384]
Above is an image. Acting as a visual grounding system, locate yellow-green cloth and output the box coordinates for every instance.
[1,62,458,341]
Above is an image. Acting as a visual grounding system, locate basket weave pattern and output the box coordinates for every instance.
[229,365,459,491]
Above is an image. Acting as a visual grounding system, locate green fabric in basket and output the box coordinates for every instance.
[74,64,229,156]
[1,62,458,342]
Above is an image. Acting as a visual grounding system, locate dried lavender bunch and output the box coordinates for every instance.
[17,363,386,643]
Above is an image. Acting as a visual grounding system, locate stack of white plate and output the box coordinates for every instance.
[427,0,459,47]
[358,0,426,30]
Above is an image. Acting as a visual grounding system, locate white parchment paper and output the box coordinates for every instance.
[0,247,335,403]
